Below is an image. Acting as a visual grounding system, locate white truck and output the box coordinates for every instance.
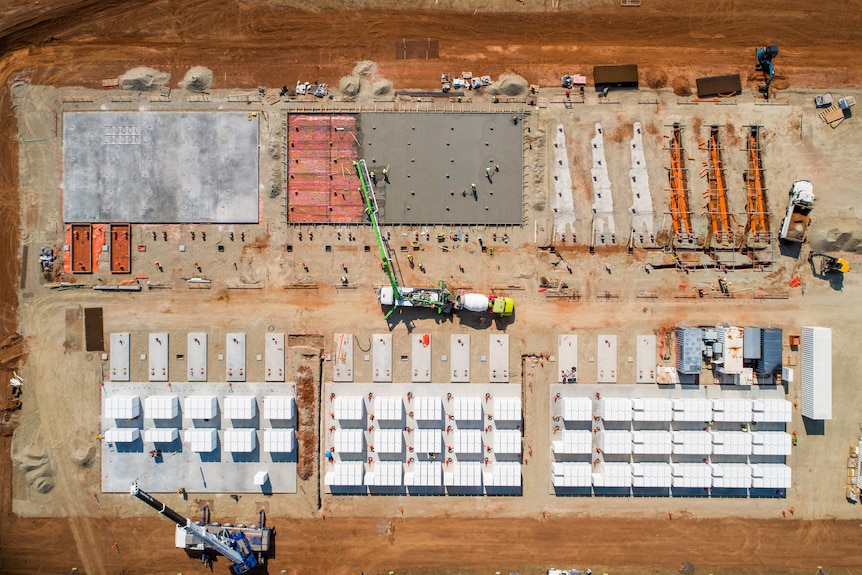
[779,180,815,243]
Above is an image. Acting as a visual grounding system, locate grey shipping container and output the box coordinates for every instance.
[756,328,783,376]
[676,327,703,374]
[743,327,762,359]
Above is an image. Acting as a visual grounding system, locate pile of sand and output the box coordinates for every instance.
[372,79,393,96]
[338,75,361,97]
[352,60,378,78]
[179,66,213,92]
[672,76,692,97]
[488,74,528,97]
[12,440,54,494]
[810,217,862,253]
[118,67,170,91]
[645,69,668,89]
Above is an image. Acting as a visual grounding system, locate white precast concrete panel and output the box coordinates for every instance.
[333,429,364,454]
[711,463,752,489]
[672,398,713,422]
[751,399,792,423]
[493,396,521,422]
[149,333,169,381]
[750,464,791,489]
[263,429,295,453]
[411,334,432,382]
[489,334,509,383]
[632,462,672,488]
[484,462,521,487]
[632,430,672,455]
[672,431,713,455]
[144,428,179,443]
[589,123,616,244]
[263,396,295,421]
[672,463,712,488]
[110,333,130,381]
[561,396,592,421]
[493,430,522,454]
[632,398,672,421]
[104,395,141,419]
[184,428,218,453]
[414,396,442,422]
[454,396,482,421]
[333,333,354,382]
[628,124,655,241]
[184,396,218,420]
[551,124,576,238]
[750,432,792,456]
[187,333,207,382]
[224,396,257,421]
[373,334,392,382]
[558,334,579,382]
[333,396,364,422]
[450,334,471,382]
[404,461,442,486]
[593,462,631,488]
[226,333,246,382]
[265,333,285,382]
[635,335,656,383]
[600,397,632,421]
[365,461,403,486]
[413,429,442,453]
[711,399,752,422]
[552,430,592,455]
[601,430,632,454]
[597,335,617,383]
[552,462,592,487]
[373,396,403,422]
[444,462,482,486]
[224,428,257,453]
[375,429,404,454]
[454,430,483,454]
[325,461,365,486]
[145,395,179,420]
[711,432,753,455]
[105,428,140,443]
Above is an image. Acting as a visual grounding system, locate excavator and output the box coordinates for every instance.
[755,45,779,100]
[809,252,850,277]
[354,160,514,319]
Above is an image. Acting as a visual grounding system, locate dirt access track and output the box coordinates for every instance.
[2,1,862,574]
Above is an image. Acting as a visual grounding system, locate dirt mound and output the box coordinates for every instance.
[372,78,392,96]
[295,364,316,481]
[672,76,692,97]
[352,60,378,78]
[645,69,668,89]
[339,75,361,97]
[179,66,212,92]
[810,217,862,253]
[118,67,169,91]
[12,440,54,494]
[488,74,528,96]
[0,333,25,370]
[70,442,96,468]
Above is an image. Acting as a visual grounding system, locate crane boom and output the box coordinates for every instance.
[354,159,401,296]
[130,483,257,574]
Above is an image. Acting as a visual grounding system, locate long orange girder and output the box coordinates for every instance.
[668,126,692,238]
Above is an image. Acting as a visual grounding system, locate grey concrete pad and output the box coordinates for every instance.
[636,335,657,383]
[101,382,297,494]
[226,333,246,382]
[597,335,618,383]
[333,333,354,382]
[148,333,168,381]
[359,112,523,224]
[265,333,285,382]
[411,334,432,383]
[489,334,509,383]
[187,333,207,382]
[450,334,470,382]
[63,112,259,223]
[558,334,579,383]
[373,334,392,382]
[109,333,130,381]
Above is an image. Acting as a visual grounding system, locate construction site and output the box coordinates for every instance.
[2,1,862,575]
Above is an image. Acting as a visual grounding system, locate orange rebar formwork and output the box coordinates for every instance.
[70,224,93,274]
[667,124,693,241]
[745,126,770,244]
[287,114,364,223]
[110,223,131,274]
[704,127,733,247]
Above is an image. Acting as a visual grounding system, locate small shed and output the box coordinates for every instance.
[253,471,269,486]
[593,64,639,90]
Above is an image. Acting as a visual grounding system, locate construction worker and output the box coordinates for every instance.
[370,171,376,184]
[382,167,389,183]
[470,183,477,193]
[177,487,186,495]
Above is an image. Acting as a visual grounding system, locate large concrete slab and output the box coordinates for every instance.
[148,333,168,382]
[226,333,246,382]
[63,112,259,223]
[597,335,617,383]
[373,334,392,382]
[101,382,296,494]
[187,333,207,382]
[489,334,509,383]
[558,335,578,383]
[359,112,523,224]
[636,335,657,383]
[266,333,285,382]
[109,333,130,382]
[451,334,471,382]
[412,334,432,383]
[333,333,354,382]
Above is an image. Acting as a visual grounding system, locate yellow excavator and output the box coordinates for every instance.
[810,252,850,277]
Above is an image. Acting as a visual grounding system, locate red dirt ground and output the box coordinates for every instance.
[2,1,862,574]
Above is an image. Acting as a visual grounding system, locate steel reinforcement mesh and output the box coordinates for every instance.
[287,114,364,223]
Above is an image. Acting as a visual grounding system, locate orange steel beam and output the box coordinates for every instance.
[706,128,732,245]
[746,127,769,239]
[667,126,692,237]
